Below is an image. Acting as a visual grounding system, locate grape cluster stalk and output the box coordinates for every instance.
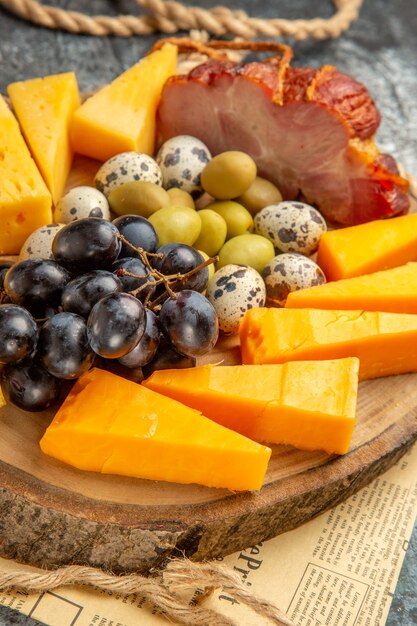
[117,233,217,307]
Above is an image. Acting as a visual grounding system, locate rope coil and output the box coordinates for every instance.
[0,0,364,40]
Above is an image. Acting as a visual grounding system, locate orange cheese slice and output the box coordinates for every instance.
[143,359,359,455]
[317,214,417,281]
[70,43,177,161]
[40,368,271,491]
[8,72,80,205]
[240,307,417,380]
[0,387,6,410]
[0,95,52,255]
[285,262,417,313]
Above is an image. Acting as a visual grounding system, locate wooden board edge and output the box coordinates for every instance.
[0,412,415,574]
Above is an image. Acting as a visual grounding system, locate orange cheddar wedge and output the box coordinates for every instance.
[40,368,271,491]
[240,307,417,380]
[0,95,52,255]
[70,43,177,161]
[8,72,80,204]
[285,262,417,313]
[317,214,417,281]
[143,359,359,455]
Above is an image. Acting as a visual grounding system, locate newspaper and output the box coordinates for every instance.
[0,442,416,626]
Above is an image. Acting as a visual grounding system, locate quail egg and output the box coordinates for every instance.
[95,152,162,197]
[156,135,211,196]
[206,264,266,334]
[254,201,327,255]
[263,253,326,306]
[19,224,65,261]
[55,186,110,223]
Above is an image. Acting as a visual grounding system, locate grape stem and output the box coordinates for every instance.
[118,234,162,267]
[115,234,217,310]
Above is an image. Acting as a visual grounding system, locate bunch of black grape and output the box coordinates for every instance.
[0,216,218,412]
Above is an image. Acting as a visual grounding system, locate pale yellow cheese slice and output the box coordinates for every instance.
[0,95,52,255]
[8,72,80,204]
[70,43,178,161]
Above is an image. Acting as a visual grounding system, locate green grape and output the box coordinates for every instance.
[193,209,227,256]
[217,234,275,275]
[197,250,215,281]
[166,187,195,209]
[201,151,257,199]
[237,176,283,216]
[208,201,253,239]
[108,181,171,218]
[148,206,202,246]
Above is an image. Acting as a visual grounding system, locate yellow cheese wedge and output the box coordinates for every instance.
[285,262,417,313]
[70,43,178,161]
[240,307,417,380]
[40,368,271,491]
[143,359,359,455]
[0,95,52,255]
[8,72,80,205]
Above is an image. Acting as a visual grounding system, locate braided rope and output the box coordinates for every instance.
[0,0,364,39]
[0,559,295,626]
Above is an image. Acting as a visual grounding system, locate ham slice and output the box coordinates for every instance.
[157,57,409,225]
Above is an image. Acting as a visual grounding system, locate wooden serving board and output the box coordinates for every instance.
[0,157,416,575]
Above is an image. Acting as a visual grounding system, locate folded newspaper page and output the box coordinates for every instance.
[1,442,416,626]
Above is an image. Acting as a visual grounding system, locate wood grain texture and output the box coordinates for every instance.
[0,157,416,572]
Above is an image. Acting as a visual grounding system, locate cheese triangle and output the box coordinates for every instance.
[70,43,177,161]
[240,307,417,380]
[286,262,417,313]
[317,214,417,281]
[40,368,271,491]
[8,72,80,205]
[143,359,359,455]
[0,95,52,255]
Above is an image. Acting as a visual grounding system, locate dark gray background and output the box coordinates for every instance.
[0,1,416,624]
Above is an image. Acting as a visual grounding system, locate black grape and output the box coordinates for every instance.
[113,215,159,257]
[1,358,61,412]
[159,290,218,357]
[0,261,13,292]
[0,304,38,364]
[142,338,196,378]
[0,269,7,291]
[152,243,208,292]
[52,218,121,273]
[4,260,70,317]
[118,309,160,368]
[98,358,144,384]
[38,312,93,379]
[112,257,155,301]
[62,270,122,318]
[87,293,146,359]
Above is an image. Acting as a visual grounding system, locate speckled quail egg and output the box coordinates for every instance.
[19,224,65,261]
[54,186,110,223]
[254,201,327,255]
[94,152,162,197]
[206,264,266,334]
[263,253,326,306]
[156,135,211,196]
